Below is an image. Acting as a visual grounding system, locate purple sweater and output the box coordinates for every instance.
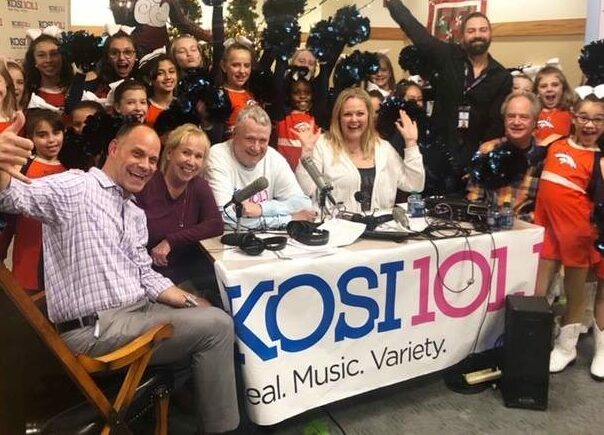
[136,171,223,282]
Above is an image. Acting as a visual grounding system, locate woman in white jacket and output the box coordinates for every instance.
[294,87,425,213]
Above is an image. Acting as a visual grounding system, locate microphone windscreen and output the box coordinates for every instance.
[232,176,269,203]
[393,207,410,229]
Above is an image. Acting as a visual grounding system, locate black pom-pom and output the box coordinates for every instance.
[469,142,528,190]
[579,39,604,87]
[155,101,200,138]
[60,30,103,73]
[262,0,306,19]
[59,128,92,170]
[176,69,213,114]
[262,15,301,62]
[594,202,604,254]
[203,88,232,123]
[249,69,275,104]
[333,5,370,47]
[333,50,380,91]
[201,0,224,6]
[377,96,425,139]
[307,19,340,62]
[398,45,433,79]
[77,112,139,167]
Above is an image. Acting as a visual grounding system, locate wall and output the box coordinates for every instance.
[0,0,70,59]
[70,0,589,86]
[330,0,588,87]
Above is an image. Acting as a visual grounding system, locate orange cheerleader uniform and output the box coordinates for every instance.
[534,138,600,267]
[535,108,572,142]
[2,159,66,290]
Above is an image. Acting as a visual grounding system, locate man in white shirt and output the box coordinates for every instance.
[206,105,316,229]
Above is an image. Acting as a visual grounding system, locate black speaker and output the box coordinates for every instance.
[501,295,553,410]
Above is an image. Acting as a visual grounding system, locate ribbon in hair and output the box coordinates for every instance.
[138,46,166,69]
[27,93,61,112]
[407,75,423,86]
[26,25,63,42]
[288,66,312,82]
[575,84,604,100]
[81,91,107,106]
[105,23,136,37]
[223,35,254,49]
[104,79,126,107]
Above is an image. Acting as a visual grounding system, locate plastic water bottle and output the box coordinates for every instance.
[499,201,514,230]
[407,193,424,217]
[407,192,419,216]
[487,206,500,231]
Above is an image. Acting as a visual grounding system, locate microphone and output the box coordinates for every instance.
[224,176,269,208]
[393,207,410,230]
[300,156,336,205]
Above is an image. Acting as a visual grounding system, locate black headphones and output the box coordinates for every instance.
[286,221,329,246]
[239,233,288,256]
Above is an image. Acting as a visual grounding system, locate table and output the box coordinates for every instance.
[201,221,544,425]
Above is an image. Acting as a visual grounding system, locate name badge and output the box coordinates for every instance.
[458,105,471,129]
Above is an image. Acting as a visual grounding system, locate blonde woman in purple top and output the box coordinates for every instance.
[136,124,222,288]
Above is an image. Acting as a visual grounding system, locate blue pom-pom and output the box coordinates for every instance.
[469,143,528,190]
[262,15,301,62]
[333,5,371,47]
[307,19,340,62]
[334,51,380,91]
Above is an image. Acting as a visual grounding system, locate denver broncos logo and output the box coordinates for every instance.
[294,121,312,132]
[537,119,554,129]
[554,152,577,169]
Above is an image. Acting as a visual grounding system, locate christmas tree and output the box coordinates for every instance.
[225,0,260,44]
[168,0,203,37]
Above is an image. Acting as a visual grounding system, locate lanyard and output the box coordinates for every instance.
[464,63,488,96]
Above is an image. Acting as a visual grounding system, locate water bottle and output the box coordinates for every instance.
[486,206,500,231]
[499,201,514,230]
[414,197,425,217]
[407,192,419,217]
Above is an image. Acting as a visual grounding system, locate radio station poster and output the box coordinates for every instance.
[0,0,70,60]
[215,224,543,425]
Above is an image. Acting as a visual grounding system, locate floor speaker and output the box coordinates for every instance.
[501,295,553,410]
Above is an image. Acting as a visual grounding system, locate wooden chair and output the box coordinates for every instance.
[0,264,174,435]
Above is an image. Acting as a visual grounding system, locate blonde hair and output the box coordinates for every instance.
[161,123,210,172]
[327,87,379,159]
[0,62,17,120]
[4,59,26,110]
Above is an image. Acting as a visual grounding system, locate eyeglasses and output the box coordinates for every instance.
[575,114,604,127]
[108,49,136,59]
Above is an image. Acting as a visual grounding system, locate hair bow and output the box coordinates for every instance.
[81,91,107,106]
[105,23,136,37]
[138,46,166,69]
[26,25,63,42]
[28,93,61,112]
[223,35,254,49]
[407,75,423,86]
[105,79,125,107]
[575,84,604,100]
[288,65,312,82]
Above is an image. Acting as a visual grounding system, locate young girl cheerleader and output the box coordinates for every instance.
[139,54,178,128]
[0,109,66,290]
[220,41,257,135]
[534,91,604,374]
[23,34,73,111]
[5,60,26,111]
[366,53,396,97]
[0,62,18,132]
[275,75,319,170]
[112,79,149,124]
[533,66,574,142]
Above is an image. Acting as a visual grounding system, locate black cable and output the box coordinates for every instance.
[324,407,347,435]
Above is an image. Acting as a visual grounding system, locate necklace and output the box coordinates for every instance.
[178,186,188,228]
